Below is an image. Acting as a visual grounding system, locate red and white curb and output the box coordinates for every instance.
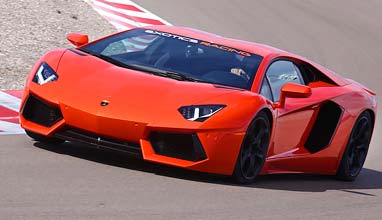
[85,0,171,31]
[1,1,170,135]
[0,91,24,135]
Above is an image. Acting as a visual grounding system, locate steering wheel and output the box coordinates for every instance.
[185,44,202,59]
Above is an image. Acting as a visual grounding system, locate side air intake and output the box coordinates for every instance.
[305,101,343,153]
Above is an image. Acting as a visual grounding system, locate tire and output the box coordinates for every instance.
[25,130,65,144]
[232,111,271,184]
[336,111,373,181]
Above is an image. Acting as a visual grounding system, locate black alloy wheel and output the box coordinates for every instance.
[233,111,271,184]
[336,111,373,181]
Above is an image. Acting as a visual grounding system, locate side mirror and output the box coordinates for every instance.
[275,82,312,108]
[66,33,89,47]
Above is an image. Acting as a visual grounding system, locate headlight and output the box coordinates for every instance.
[178,105,226,122]
[32,62,58,85]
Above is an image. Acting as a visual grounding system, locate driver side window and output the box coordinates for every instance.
[262,60,305,102]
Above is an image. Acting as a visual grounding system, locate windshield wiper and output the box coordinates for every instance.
[124,64,208,82]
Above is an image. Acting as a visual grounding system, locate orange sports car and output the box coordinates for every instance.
[20,26,376,183]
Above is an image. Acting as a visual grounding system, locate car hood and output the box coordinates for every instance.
[55,50,243,124]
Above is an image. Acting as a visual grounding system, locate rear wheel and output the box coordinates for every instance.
[25,130,65,144]
[232,112,271,184]
[336,111,373,181]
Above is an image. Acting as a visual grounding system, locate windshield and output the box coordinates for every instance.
[80,28,263,90]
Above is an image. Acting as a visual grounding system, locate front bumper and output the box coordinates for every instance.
[20,93,246,175]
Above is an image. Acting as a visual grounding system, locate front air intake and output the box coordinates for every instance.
[55,127,142,157]
[149,132,207,161]
[22,95,63,127]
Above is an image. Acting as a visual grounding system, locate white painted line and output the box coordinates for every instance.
[0,91,21,112]
[109,21,130,31]
[92,0,159,20]
[0,121,24,135]
[84,0,172,31]
[96,10,142,27]
[106,0,172,25]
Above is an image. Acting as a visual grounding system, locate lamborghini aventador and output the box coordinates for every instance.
[20,26,376,183]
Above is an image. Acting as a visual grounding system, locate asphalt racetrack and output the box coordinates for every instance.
[1,0,381,219]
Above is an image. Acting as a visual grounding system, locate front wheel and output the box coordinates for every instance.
[25,130,65,144]
[336,111,373,181]
[232,111,271,184]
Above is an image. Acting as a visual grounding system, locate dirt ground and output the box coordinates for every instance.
[0,0,115,90]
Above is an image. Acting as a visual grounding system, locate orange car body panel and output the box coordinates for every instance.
[20,26,377,176]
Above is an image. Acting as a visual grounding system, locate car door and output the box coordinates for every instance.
[261,60,317,157]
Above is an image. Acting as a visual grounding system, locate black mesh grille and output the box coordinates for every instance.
[149,132,207,161]
[22,95,63,127]
[55,127,142,157]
